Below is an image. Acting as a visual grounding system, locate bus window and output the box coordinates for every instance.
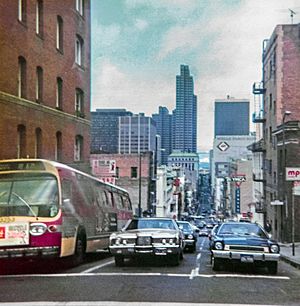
[123,196,132,211]
[114,193,124,210]
[95,185,108,207]
[0,173,59,217]
[103,190,112,207]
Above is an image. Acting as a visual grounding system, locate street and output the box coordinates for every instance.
[1,237,300,305]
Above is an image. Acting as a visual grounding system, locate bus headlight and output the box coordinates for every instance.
[30,223,47,236]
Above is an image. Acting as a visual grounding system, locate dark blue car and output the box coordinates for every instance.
[210,222,280,274]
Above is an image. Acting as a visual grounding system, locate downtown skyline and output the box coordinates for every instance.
[91,0,300,151]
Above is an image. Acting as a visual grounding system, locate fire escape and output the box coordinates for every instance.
[248,81,266,213]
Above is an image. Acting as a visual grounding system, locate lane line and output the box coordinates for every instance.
[82,259,114,273]
[0,272,290,279]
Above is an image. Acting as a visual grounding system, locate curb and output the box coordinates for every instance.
[280,255,300,270]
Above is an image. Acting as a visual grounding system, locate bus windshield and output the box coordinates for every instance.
[0,173,59,217]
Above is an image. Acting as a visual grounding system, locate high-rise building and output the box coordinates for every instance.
[152,106,172,165]
[91,109,132,153]
[119,114,157,154]
[214,97,250,136]
[0,1,91,171]
[173,65,197,153]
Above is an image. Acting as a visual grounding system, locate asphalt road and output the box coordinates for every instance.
[1,237,300,305]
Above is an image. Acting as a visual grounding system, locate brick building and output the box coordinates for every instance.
[0,0,91,171]
[90,153,155,216]
[250,24,300,242]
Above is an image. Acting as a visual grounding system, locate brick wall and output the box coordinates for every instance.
[0,0,91,167]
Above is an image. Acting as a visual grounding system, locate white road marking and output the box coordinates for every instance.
[82,259,114,273]
[0,272,289,280]
[0,302,280,306]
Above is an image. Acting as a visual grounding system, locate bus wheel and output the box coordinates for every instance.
[71,233,86,266]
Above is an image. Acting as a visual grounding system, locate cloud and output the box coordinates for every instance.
[135,19,149,31]
[92,59,175,114]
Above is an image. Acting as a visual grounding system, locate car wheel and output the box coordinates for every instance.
[267,261,278,275]
[114,255,124,267]
[168,253,180,266]
[212,256,222,271]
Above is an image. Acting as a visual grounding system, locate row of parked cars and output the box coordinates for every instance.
[109,217,281,274]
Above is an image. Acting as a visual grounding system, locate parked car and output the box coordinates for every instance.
[210,222,280,274]
[109,217,185,266]
[177,221,198,252]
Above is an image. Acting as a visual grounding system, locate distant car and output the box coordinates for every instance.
[109,218,185,266]
[210,222,280,274]
[177,221,198,252]
[199,227,210,237]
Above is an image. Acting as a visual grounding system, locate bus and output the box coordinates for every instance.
[0,159,133,264]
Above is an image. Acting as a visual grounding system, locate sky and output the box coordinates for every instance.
[91,0,300,151]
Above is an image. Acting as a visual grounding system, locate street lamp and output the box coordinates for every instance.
[282,110,291,247]
[138,152,142,217]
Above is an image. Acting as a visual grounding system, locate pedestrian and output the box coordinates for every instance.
[265,220,272,233]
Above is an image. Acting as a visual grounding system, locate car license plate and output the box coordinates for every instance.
[155,248,167,255]
[240,254,254,263]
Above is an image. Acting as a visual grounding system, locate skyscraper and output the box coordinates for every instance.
[119,114,157,154]
[173,65,197,153]
[214,97,250,136]
[91,109,132,153]
[152,106,172,165]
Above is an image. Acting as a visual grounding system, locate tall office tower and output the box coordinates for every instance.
[119,114,157,154]
[0,1,91,171]
[152,106,173,165]
[173,65,197,153]
[91,109,132,153]
[214,97,250,136]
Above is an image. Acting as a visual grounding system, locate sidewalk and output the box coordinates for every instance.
[279,242,300,269]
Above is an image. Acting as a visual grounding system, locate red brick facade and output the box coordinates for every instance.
[0,0,91,170]
[90,153,155,216]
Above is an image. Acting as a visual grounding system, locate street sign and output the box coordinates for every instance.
[217,142,230,152]
[293,181,300,196]
[271,200,284,205]
[286,167,300,181]
[231,176,246,182]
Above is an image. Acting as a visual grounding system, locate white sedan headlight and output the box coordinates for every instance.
[188,234,194,240]
[214,242,223,250]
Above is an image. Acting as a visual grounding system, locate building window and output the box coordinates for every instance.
[18,56,27,98]
[56,16,63,52]
[56,77,63,109]
[36,66,43,103]
[18,0,26,23]
[116,167,119,178]
[55,131,62,161]
[17,125,26,158]
[75,0,84,16]
[75,35,84,66]
[131,167,138,178]
[75,88,84,117]
[74,135,83,161]
[35,128,42,158]
[35,0,43,36]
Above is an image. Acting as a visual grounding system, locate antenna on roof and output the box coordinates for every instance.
[289,8,297,24]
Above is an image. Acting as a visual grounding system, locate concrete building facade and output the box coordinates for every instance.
[91,109,132,154]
